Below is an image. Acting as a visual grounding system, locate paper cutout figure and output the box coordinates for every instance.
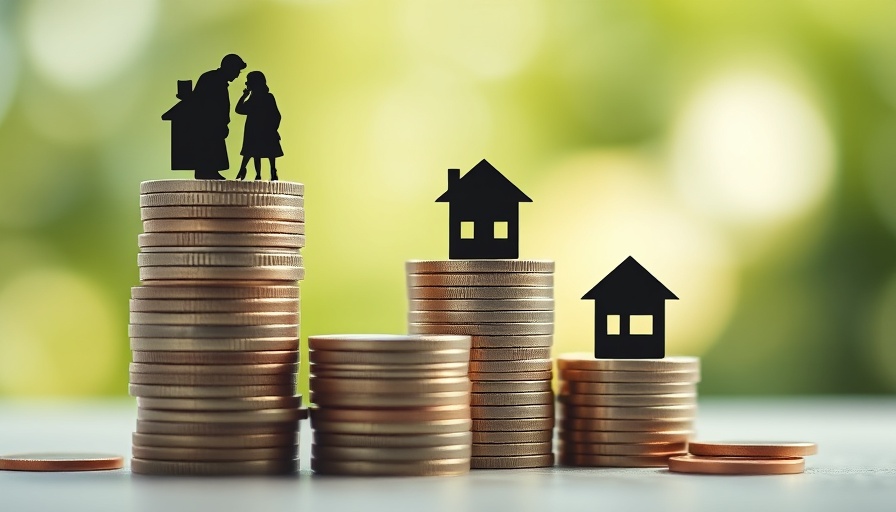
[582,256,678,359]
[235,71,283,181]
[436,159,532,259]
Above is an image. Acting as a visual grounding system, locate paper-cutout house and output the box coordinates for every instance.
[435,159,532,259]
[161,80,195,171]
[582,256,678,359]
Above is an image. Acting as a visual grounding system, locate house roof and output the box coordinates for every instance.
[582,256,678,302]
[161,100,188,121]
[436,159,532,204]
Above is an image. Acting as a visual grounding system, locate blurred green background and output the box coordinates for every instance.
[0,0,895,397]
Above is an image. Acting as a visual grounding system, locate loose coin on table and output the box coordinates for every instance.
[668,455,806,475]
[0,453,124,472]
[686,441,818,458]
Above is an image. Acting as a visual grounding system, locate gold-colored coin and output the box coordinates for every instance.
[469,359,553,373]
[471,335,553,348]
[140,179,304,196]
[310,377,470,395]
[308,334,471,352]
[311,458,469,476]
[132,445,298,462]
[470,454,554,469]
[559,430,693,444]
[132,432,299,449]
[129,363,297,375]
[312,432,472,448]
[138,232,305,248]
[137,253,303,268]
[0,453,124,472]
[131,350,298,365]
[687,441,818,458]
[129,324,298,338]
[310,361,469,372]
[310,368,468,380]
[411,323,554,336]
[311,444,471,461]
[130,311,298,326]
[129,384,296,398]
[310,405,470,423]
[470,391,554,406]
[310,419,473,435]
[137,396,301,411]
[310,348,469,365]
[405,260,554,274]
[471,404,554,420]
[409,311,554,324]
[130,337,298,352]
[472,380,552,393]
[131,285,299,300]
[469,370,553,381]
[129,372,296,387]
[559,418,693,432]
[139,192,303,208]
[131,457,298,476]
[559,369,700,384]
[137,408,303,424]
[472,418,555,432]
[470,347,552,361]
[130,298,299,313]
[471,442,553,457]
[139,266,305,281]
[560,404,696,420]
[561,381,697,395]
[408,286,553,300]
[143,219,305,234]
[558,393,696,407]
[409,299,554,312]
[311,391,470,408]
[472,431,554,444]
[668,455,806,475]
[141,205,305,222]
[559,453,670,467]
[560,442,687,456]
[139,247,297,254]
[136,420,298,436]
[556,354,700,372]
[407,273,553,288]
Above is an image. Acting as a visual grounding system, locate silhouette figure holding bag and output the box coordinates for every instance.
[235,71,283,181]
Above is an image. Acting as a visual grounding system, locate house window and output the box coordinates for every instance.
[494,221,508,239]
[630,315,653,335]
[460,221,475,239]
[606,315,620,335]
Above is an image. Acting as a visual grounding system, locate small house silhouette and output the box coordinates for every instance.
[436,159,532,259]
[161,80,195,171]
[582,256,678,359]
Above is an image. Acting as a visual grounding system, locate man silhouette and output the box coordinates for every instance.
[191,54,247,179]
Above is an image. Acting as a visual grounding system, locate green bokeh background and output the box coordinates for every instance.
[1,0,895,397]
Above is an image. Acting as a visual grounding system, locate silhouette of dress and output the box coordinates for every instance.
[236,91,283,159]
[191,68,233,173]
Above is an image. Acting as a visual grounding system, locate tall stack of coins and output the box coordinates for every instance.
[556,353,699,467]
[309,334,473,476]
[129,180,305,476]
[406,260,555,469]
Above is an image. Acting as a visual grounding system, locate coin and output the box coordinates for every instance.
[472,418,555,432]
[667,455,806,475]
[140,247,299,255]
[308,334,471,352]
[311,458,469,476]
[560,442,687,456]
[140,266,305,281]
[131,458,298,476]
[310,377,470,394]
[309,348,470,365]
[560,430,693,444]
[132,445,298,462]
[559,454,670,467]
[472,380,552,393]
[139,192,303,208]
[129,384,296,398]
[469,359,553,373]
[408,287,553,300]
[140,180,305,195]
[471,335,554,348]
[410,323,554,336]
[129,373,296,387]
[556,354,700,372]
[130,337,298,352]
[470,391,554,406]
[310,368,468,380]
[469,371,553,381]
[310,419,473,435]
[137,408,303,424]
[141,206,305,222]
[471,442,553,457]
[310,361,469,372]
[130,363,297,375]
[470,347,552,361]
[136,420,298,436]
[409,299,554,312]
[408,273,554,288]
[311,444,471,461]
[129,324,299,338]
[0,453,123,472]
[561,382,697,395]
[409,311,554,324]
[130,298,299,313]
[313,432,473,448]
[131,285,299,300]
[143,219,305,234]
[138,233,305,248]
[687,441,818,458]
[472,431,553,444]
[559,369,700,384]
[310,405,470,423]
[311,391,470,408]
[560,418,693,432]
[405,260,554,273]
[133,432,298,449]
[471,405,554,419]
[131,350,298,365]
[137,396,301,411]
[558,393,696,407]
[130,311,298,326]
[560,404,697,420]
[137,253,303,267]
[470,454,554,469]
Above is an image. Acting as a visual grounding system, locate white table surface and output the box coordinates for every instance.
[0,397,894,512]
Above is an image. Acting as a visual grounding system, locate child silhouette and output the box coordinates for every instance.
[235,71,283,181]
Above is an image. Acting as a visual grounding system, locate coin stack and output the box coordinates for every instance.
[129,180,305,476]
[309,334,473,476]
[406,260,555,469]
[556,353,699,467]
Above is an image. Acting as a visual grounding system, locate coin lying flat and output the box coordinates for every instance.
[136,396,302,411]
[310,368,468,380]
[560,430,693,444]
[311,444,471,462]
[141,206,305,222]
[561,382,697,395]
[137,408,304,424]
[470,347,552,361]
[310,405,470,423]
[560,418,693,432]
[472,430,554,444]
[687,441,818,458]
[310,391,471,408]
[313,432,473,449]
[310,419,473,435]
[472,418,555,432]
[311,458,469,476]
[139,266,305,281]
[131,285,299,300]
[470,391,554,406]
[470,404,554,420]
[143,219,305,234]
[130,298,299,313]
[309,361,469,372]
[129,384,297,398]
[471,335,554,348]
[410,299,555,312]
[559,454,671,467]
[129,372,296,387]
[308,334,471,352]
[138,233,305,248]
[131,350,298,365]
[668,455,806,475]
[405,260,554,274]
[133,432,298,449]
[129,324,299,338]
[131,337,298,352]
[560,404,697,420]
[559,369,700,384]
[556,354,700,372]
[410,323,554,336]
[132,445,298,462]
[469,359,553,373]
[471,442,553,457]
[472,380,552,393]
[408,287,553,300]
[310,377,471,394]
[407,273,553,288]
[136,420,299,436]
[140,180,305,196]
[139,192,302,208]
[0,453,123,472]
[468,371,553,381]
[558,393,696,407]
[138,253,303,268]
[560,442,687,456]
[130,363,297,375]
[409,311,554,324]
[310,348,469,365]
[131,457,298,476]
[130,311,299,326]
[470,454,554,469]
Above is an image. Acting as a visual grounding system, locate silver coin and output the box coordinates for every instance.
[407,287,553,300]
[469,359,553,373]
[309,348,469,365]
[471,335,553,348]
[130,350,298,364]
[409,298,554,312]
[139,192,303,208]
[137,252,303,267]
[130,298,299,313]
[128,324,299,338]
[470,347,552,361]
[138,233,305,248]
[470,391,554,406]
[405,260,554,274]
[140,180,304,196]
[129,311,298,326]
[131,285,299,300]
[140,265,305,281]
[140,205,304,221]
[407,273,553,287]
[409,323,554,336]
[130,337,298,352]
[408,310,554,324]
[308,334,470,352]
[138,245,302,253]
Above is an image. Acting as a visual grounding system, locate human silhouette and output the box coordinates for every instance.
[235,71,283,181]
[191,54,247,180]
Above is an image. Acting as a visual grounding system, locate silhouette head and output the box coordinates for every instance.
[245,71,269,93]
[220,54,247,82]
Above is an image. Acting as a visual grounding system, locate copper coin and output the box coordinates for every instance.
[668,455,805,475]
[559,453,670,467]
[471,442,553,457]
[470,391,554,406]
[470,347,552,361]
[131,457,297,476]
[141,205,305,221]
[409,311,554,324]
[131,337,298,352]
[559,369,700,384]
[129,384,296,398]
[136,420,298,436]
[137,252,303,268]
[556,354,700,372]
[138,232,305,248]
[139,192,302,207]
[311,391,470,408]
[473,430,554,444]
[311,444,471,461]
[309,362,469,371]
[129,372,296,387]
[313,432,472,448]
[136,396,301,411]
[560,418,693,432]
[310,348,470,365]
[561,382,697,395]
[308,334,471,352]
[472,418,555,432]
[472,380,552,393]
[129,324,299,339]
[310,368,468,380]
[140,179,304,195]
[470,454,554,469]
[410,299,554,312]
[558,393,696,407]
[560,404,696,420]
[130,298,299,313]
[408,286,553,300]
[139,266,305,281]
[131,285,299,300]
[130,311,298,326]
[687,441,818,458]
[130,363,297,375]
[0,453,123,472]
[560,442,687,456]
[310,377,470,394]
[471,335,554,349]
[405,260,554,273]
[471,404,554,420]
[310,405,470,423]
[410,323,554,336]
[311,458,469,476]
[132,432,298,449]
[137,408,304,424]
[143,219,305,235]
[560,430,693,444]
[131,350,298,365]
[469,359,553,373]
[132,445,298,462]
[469,371,553,381]
[310,419,473,435]
[407,273,553,287]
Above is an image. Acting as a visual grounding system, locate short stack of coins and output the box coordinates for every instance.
[557,353,699,468]
[129,180,305,476]
[308,334,473,476]
[406,260,555,469]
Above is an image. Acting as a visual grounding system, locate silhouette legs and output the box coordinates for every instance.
[270,158,278,181]
[236,156,250,181]
[234,157,278,181]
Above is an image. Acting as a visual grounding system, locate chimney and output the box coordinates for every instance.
[448,168,460,188]
[176,80,192,100]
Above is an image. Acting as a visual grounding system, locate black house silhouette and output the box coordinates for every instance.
[161,80,195,171]
[582,256,678,359]
[435,159,532,259]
